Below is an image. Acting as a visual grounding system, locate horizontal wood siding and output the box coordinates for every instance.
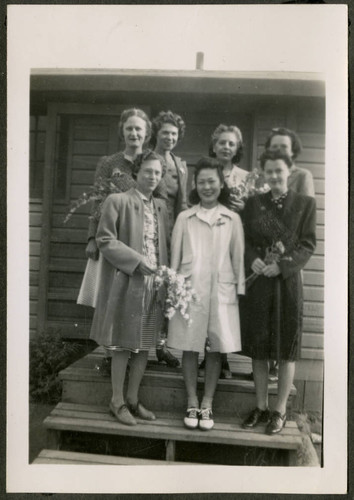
[255,100,325,363]
[29,201,43,336]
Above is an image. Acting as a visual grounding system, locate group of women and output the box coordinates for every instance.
[82,108,317,435]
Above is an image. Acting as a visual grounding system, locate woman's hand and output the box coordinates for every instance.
[228,194,245,213]
[251,258,266,275]
[85,238,99,260]
[262,262,281,278]
[137,259,157,276]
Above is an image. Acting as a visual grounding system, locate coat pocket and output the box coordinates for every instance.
[179,254,193,278]
[217,272,237,304]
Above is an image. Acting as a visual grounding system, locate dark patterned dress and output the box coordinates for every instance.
[240,190,316,361]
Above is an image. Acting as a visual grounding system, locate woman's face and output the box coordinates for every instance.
[136,159,162,196]
[122,116,147,151]
[263,159,290,195]
[196,168,223,208]
[269,134,293,157]
[155,123,179,152]
[213,132,238,163]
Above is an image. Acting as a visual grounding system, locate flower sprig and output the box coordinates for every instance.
[245,240,285,290]
[154,265,198,326]
[63,170,135,224]
[229,169,269,203]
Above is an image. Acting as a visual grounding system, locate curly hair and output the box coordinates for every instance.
[189,157,230,207]
[259,149,293,170]
[132,149,166,178]
[150,110,186,148]
[264,127,302,159]
[118,108,152,144]
[209,124,244,164]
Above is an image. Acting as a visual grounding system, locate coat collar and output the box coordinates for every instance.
[187,203,233,221]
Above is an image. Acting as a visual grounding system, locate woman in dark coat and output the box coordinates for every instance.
[241,150,316,435]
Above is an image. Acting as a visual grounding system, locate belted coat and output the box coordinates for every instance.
[90,188,169,349]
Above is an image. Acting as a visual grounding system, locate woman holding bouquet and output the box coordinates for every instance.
[199,124,248,379]
[167,157,245,431]
[90,150,169,425]
[241,149,316,435]
[78,107,178,367]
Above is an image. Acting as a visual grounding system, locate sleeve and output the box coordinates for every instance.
[242,197,262,273]
[298,169,315,197]
[87,156,111,241]
[96,195,143,276]
[170,213,185,271]
[231,214,246,295]
[178,161,189,213]
[278,197,317,279]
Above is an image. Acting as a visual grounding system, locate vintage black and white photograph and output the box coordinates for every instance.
[7,4,348,495]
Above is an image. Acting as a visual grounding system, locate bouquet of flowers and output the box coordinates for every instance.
[245,240,285,290]
[64,170,134,224]
[229,169,269,203]
[154,265,198,326]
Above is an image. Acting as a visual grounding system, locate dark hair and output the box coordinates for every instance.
[209,124,244,164]
[150,110,186,148]
[118,108,151,144]
[264,127,302,159]
[189,157,230,207]
[259,149,293,170]
[132,149,166,178]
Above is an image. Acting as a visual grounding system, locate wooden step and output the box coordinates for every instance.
[60,349,296,415]
[33,449,197,465]
[43,402,302,465]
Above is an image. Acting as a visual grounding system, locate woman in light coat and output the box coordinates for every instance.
[90,150,169,426]
[167,157,245,431]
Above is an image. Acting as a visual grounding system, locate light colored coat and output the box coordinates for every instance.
[167,203,245,354]
[90,188,169,349]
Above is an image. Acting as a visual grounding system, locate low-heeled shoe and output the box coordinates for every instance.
[127,401,156,421]
[265,411,286,435]
[242,407,271,428]
[184,408,199,429]
[109,402,137,426]
[198,408,214,431]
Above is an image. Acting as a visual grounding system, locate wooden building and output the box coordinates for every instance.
[29,69,325,411]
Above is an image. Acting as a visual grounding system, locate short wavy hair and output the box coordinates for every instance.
[264,127,302,159]
[150,110,186,147]
[209,124,244,164]
[189,157,230,207]
[259,149,293,170]
[118,108,152,145]
[132,149,166,178]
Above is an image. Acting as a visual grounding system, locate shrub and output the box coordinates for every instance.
[29,330,86,404]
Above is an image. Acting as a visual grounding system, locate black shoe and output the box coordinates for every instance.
[156,345,180,368]
[242,407,271,428]
[268,366,279,383]
[220,360,232,379]
[265,411,286,435]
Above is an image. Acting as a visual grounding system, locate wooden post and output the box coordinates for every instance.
[36,103,58,335]
[196,52,204,70]
[165,440,176,461]
[47,429,62,450]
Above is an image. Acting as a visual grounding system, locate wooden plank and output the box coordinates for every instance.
[303,271,324,287]
[314,179,324,194]
[30,242,41,257]
[71,169,95,185]
[165,440,176,461]
[34,450,188,465]
[295,359,323,382]
[297,149,325,164]
[303,381,323,412]
[44,406,301,450]
[50,242,86,258]
[74,125,111,141]
[300,348,324,360]
[71,156,101,170]
[303,286,324,302]
[303,316,323,333]
[51,228,88,243]
[303,302,323,318]
[49,272,84,288]
[30,213,42,226]
[302,333,324,349]
[48,261,86,273]
[30,257,40,271]
[30,227,42,242]
[296,163,324,180]
[304,256,324,272]
[73,141,108,156]
[54,214,90,229]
